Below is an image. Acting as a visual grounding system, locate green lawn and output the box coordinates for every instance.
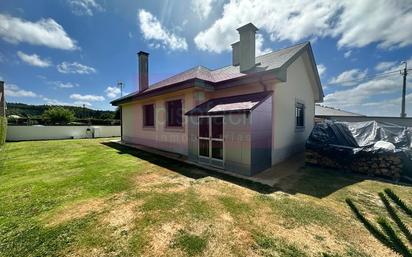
[1,138,412,257]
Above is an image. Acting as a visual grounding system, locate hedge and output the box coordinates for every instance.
[0,116,6,146]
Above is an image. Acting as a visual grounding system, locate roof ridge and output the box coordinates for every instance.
[209,41,309,72]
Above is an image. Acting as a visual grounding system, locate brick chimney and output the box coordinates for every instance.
[137,51,149,92]
[236,23,258,73]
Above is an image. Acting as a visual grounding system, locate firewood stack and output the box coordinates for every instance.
[305,149,403,179]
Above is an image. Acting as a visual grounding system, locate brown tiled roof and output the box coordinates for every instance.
[185,91,272,116]
[111,42,321,105]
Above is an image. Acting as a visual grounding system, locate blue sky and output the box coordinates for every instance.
[0,0,411,116]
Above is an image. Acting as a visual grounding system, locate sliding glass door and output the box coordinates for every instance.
[198,116,224,163]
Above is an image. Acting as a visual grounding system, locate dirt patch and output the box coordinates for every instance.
[144,222,184,257]
[45,198,107,227]
[133,171,193,193]
[64,247,108,257]
[101,200,142,234]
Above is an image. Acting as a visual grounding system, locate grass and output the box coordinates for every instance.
[1,138,412,256]
[172,230,208,256]
[252,231,308,257]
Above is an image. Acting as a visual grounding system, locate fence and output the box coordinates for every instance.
[6,126,120,141]
[0,117,6,146]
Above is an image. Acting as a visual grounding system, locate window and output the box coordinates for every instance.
[295,102,305,128]
[198,116,224,161]
[166,99,183,127]
[143,104,155,127]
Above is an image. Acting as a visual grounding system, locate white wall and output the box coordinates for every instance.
[272,53,316,164]
[121,89,203,155]
[6,126,120,141]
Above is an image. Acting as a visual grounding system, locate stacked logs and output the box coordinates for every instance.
[305,149,403,179]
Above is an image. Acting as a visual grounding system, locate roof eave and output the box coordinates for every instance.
[111,78,214,106]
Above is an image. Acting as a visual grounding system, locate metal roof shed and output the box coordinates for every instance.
[185,92,273,176]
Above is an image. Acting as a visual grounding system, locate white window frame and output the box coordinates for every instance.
[295,101,305,131]
[197,115,224,163]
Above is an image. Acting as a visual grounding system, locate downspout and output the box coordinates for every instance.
[259,76,269,91]
[120,106,123,142]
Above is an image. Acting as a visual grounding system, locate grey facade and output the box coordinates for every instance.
[187,95,272,176]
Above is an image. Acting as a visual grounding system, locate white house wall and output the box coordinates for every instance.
[121,89,202,155]
[272,53,315,164]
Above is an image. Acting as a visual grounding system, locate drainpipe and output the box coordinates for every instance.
[259,77,269,91]
[120,106,123,142]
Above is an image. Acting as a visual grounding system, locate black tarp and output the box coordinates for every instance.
[306,120,412,173]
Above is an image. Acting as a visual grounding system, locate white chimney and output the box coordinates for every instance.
[237,23,258,73]
[231,41,240,66]
[137,51,149,92]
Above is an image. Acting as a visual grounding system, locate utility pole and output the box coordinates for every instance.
[400,61,408,118]
[117,81,124,97]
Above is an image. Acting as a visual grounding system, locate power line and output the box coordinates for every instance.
[328,69,402,85]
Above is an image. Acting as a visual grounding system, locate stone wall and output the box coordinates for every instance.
[305,149,404,179]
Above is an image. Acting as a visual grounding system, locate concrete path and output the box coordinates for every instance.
[111,139,304,187]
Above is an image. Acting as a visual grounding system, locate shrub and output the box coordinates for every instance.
[385,188,412,218]
[377,217,412,257]
[42,107,75,125]
[345,199,393,249]
[379,192,412,244]
[0,116,6,146]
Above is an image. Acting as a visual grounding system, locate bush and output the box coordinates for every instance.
[0,116,6,146]
[42,107,75,125]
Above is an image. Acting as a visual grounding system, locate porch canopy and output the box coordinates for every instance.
[185,91,272,116]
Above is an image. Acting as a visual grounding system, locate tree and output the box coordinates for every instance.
[42,107,75,125]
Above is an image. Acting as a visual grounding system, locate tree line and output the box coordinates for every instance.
[6,103,120,125]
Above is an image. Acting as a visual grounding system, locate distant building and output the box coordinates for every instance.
[315,104,412,127]
[315,104,364,122]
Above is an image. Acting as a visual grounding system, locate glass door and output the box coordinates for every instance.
[198,116,224,163]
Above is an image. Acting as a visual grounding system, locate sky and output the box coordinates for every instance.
[0,0,412,116]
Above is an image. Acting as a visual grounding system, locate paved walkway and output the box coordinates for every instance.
[111,139,304,187]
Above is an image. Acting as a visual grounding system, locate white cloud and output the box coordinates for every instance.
[67,0,104,16]
[5,84,37,98]
[375,61,397,71]
[50,81,79,88]
[323,59,412,116]
[70,93,104,101]
[329,69,368,86]
[105,86,121,98]
[73,101,92,106]
[43,97,92,106]
[317,64,326,78]
[334,0,412,49]
[255,34,272,56]
[194,0,412,53]
[42,97,71,106]
[191,0,216,19]
[138,9,188,51]
[17,51,51,67]
[57,62,96,74]
[344,50,352,58]
[0,14,77,50]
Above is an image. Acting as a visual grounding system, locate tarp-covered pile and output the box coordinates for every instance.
[306,120,412,178]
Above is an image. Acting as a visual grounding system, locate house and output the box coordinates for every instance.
[111,23,323,176]
[315,104,364,123]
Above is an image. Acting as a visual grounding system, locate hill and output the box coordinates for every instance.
[6,103,119,120]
